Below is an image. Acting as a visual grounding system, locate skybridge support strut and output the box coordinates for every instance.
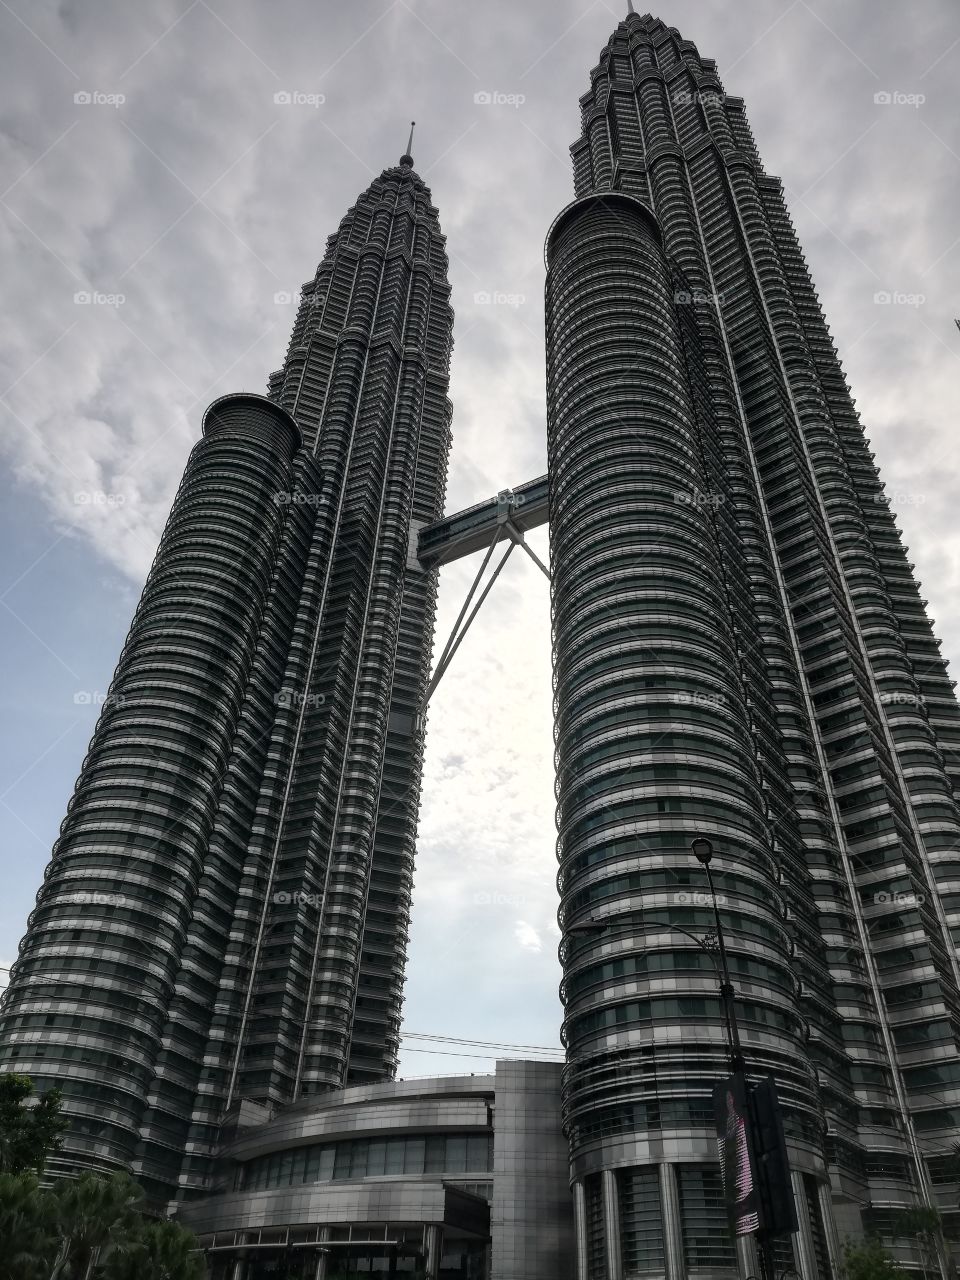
[422,529,516,709]
[417,479,552,715]
[503,519,551,580]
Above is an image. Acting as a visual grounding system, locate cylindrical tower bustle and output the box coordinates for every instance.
[0,393,302,1181]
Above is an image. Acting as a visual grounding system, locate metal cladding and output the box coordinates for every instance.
[548,191,817,1118]
[175,1063,575,1280]
[0,162,453,1201]
[550,8,960,1273]
[260,160,453,1100]
[0,392,316,1189]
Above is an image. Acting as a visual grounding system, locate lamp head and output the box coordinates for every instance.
[691,837,714,866]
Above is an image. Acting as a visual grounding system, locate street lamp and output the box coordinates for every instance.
[691,836,713,865]
[691,838,800,1275]
[691,837,745,1073]
[564,839,745,1070]
[564,841,796,1274]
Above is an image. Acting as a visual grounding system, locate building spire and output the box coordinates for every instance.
[627,0,635,12]
[400,121,415,168]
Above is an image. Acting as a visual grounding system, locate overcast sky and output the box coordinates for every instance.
[0,0,958,1078]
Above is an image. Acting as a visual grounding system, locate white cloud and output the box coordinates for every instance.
[514,921,543,953]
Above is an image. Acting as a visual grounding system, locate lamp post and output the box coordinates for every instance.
[563,844,746,1074]
[564,840,746,1071]
[564,841,796,1280]
[691,836,745,1073]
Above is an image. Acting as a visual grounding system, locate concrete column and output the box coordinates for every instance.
[736,1235,761,1280]
[573,1179,590,1280]
[312,1227,331,1280]
[791,1170,820,1280]
[425,1224,443,1280]
[818,1180,843,1280]
[602,1168,623,1280]
[659,1163,685,1280]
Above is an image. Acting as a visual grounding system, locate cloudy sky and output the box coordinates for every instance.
[0,0,958,1078]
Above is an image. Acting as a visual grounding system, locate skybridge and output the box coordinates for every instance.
[415,475,550,707]
[416,474,549,567]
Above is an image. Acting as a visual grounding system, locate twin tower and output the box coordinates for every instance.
[3,10,960,1278]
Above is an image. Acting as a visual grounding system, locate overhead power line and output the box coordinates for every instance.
[400,1047,561,1061]
[402,1031,564,1054]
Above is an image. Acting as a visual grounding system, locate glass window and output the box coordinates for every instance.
[318,1145,335,1181]
[466,1135,491,1172]
[333,1142,353,1180]
[446,1136,467,1173]
[403,1137,425,1174]
[304,1145,323,1182]
[677,1166,735,1270]
[384,1138,404,1175]
[619,1169,664,1273]
[425,1136,445,1173]
[350,1139,369,1177]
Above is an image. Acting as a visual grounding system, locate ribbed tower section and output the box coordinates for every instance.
[550,10,960,1277]
[221,154,453,1105]
[0,157,453,1203]
[0,394,307,1195]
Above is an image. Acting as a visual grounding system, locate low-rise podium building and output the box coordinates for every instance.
[178,1061,574,1280]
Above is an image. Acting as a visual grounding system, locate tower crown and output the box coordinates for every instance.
[400,119,416,167]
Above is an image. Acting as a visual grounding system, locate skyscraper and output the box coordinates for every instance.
[549,10,960,1277]
[3,10,959,1279]
[0,146,454,1203]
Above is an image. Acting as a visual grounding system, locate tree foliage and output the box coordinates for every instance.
[0,1073,69,1175]
[46,1172,145,1280]
[0,1173,56,1280]
[0,1074,204,1278]
[0,1171,206,1280]
[102,1219,208,1280]
[843,1238,907,1280]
